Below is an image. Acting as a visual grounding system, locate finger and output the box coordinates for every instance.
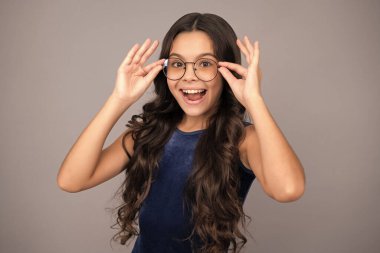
[218,61,248,79]
[252,41,260,66]
[237,38,251,64]
[142,58,165,73]
[139,40,160,66]
[136,58,165,76]
[257,63,262,82]
[244,36,255,60]
[121,43,140,66]
[143,64,163,83]
[218,66,238,86]
[131,38,152,65]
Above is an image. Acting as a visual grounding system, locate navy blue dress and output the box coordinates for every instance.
[131,125,256,253]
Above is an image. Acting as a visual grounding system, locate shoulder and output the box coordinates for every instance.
[238,121,266,190]
[238,121,257,172]
[121,129,135,159]
[240,120,254,144]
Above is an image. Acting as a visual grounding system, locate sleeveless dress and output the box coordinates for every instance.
[130,124,256,253]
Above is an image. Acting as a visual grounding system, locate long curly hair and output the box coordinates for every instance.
[109,12,253,253]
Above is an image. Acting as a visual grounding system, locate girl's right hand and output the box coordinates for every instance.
[111,38,165,104]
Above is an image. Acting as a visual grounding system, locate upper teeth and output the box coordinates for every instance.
[182,89,205,94]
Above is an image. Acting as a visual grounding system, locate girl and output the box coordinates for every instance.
[57,12,305,253]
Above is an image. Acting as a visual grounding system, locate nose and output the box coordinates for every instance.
[182,62,198,82]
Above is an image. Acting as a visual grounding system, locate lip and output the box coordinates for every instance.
[180,90,207,105]
[180,87,207,90]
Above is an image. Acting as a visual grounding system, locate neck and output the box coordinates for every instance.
[177,115,208,132]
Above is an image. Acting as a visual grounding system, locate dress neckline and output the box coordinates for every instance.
[175,127,205,135]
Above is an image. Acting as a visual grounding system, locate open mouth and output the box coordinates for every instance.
[180,89,207,102]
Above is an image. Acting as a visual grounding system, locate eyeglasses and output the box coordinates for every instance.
[163,57,218,82]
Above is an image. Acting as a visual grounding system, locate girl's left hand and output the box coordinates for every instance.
[217,36,263,108]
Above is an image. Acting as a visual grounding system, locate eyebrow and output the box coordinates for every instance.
[169,52,218,60]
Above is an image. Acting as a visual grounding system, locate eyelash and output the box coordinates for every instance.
[170,59,215,68]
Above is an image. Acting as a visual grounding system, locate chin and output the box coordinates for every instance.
[171,89,220,119]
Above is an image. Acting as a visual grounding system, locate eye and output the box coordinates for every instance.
[198,59,214,68]
[170,59,184,68]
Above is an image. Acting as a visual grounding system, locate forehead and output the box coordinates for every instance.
[169,31,215,60]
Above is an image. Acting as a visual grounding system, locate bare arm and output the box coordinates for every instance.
[245,97,306,202]
[218,37,305,202]
[56,38,164,193]
[56,95,133,192]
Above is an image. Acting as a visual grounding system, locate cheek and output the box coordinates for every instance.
[166,80,175,93]
[210,77,224,98]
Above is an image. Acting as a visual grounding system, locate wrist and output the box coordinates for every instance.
[246,95,266,114]
[108,93,134,111]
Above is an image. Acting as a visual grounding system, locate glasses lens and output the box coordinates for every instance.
[163,58,218,81]
[163,58,185,80]
[194,58,218,81]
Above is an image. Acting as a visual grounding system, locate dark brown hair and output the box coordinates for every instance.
[109,12,253,253]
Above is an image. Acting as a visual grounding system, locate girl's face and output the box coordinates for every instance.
[166,30,223,123]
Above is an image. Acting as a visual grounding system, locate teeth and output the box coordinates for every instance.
[182,89,205,94]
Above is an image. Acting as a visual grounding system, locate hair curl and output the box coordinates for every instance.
[108,12,254,253]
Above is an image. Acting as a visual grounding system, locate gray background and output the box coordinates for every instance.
[1,0,379,252]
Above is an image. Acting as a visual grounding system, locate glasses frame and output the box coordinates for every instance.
[163,57,219,82]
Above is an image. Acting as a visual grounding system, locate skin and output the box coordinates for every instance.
[218,36,306,202]
[166,31,306,202]
[166,31,223,132]
[58,30,306,203]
